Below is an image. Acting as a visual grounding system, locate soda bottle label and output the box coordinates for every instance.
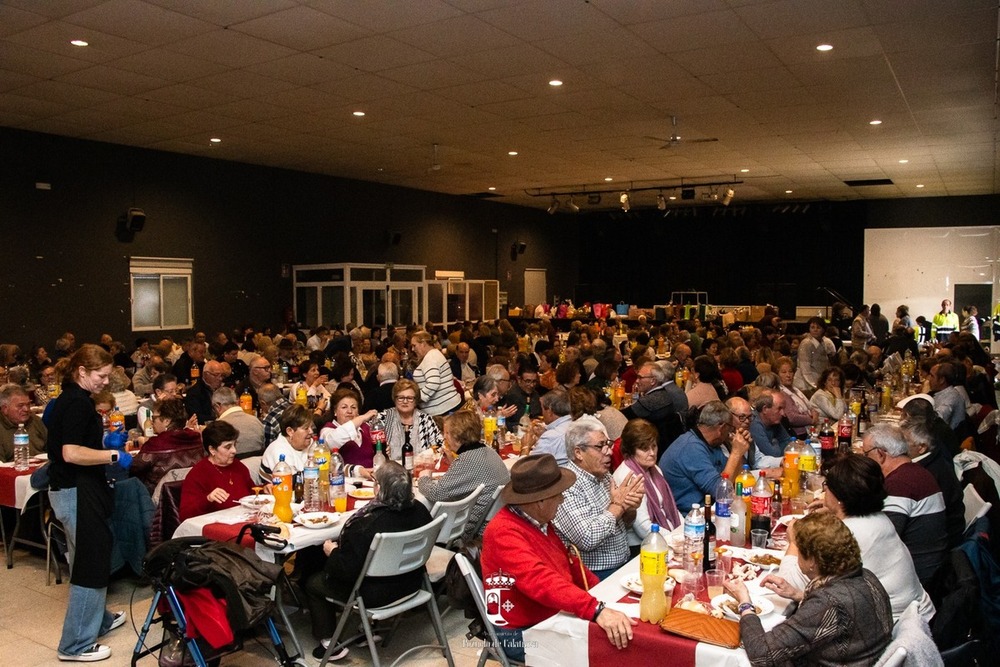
[783,452,799,470]
[639,550,666,576]
[837,421,852,439]
[371,429,385,443]
[715,500,731,518]
[799,452,817,472]
[751,494,771,516]
[819,434,835,451]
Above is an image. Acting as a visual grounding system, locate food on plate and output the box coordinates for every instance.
[675,593,711,615]
[728,562,762,582]
[750,554,782,566]
[721,598,761,615]
[348,488,375,499]
[306,515,330,525]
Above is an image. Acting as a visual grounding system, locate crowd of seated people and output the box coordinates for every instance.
[0,303,994,663]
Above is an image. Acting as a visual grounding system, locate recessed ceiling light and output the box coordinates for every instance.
[488,187,496,191]
[377,167,384,172]
[70,39,89,47]
[740,168,750,173]
[898,159,909,164]
[549,79,563,87]
[916,184,924,188]
[668,195,676,200]
[869,119,882,125]
[508,151,518,156]
[604,177,613,182]
[785,190,793,194]
[816,44,833,51]
[209,137,221,143]
[353,111,365,117]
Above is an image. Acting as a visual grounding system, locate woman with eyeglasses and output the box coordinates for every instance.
[130,397,203,494]
[376,379,442,462]
[775,356,817,438]
[179,420,256,522]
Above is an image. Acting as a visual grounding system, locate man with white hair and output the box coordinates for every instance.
[621,359,688,458]
[212,387,264,457]
[899,414,964,548]
[862,423,947,586]
[362,361,399,413]
[523,388,573,465]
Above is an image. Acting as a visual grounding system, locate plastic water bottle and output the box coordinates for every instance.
[13,424,30,471]
[730,482,747,547]
[329,449,346,513]
[639,523,669,623]
[714,473,734,545]
[496,412,507,442]
[271,454,294,523]
[683,503,705,574]
[302,454,321,512]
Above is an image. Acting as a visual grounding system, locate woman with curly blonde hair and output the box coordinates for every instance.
[725,511,893,666]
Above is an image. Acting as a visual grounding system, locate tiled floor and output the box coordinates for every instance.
[0,546,489,666]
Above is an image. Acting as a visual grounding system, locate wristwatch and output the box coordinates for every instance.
[737,602,756,615]
[592,601,606,622]
[110,451,119,464]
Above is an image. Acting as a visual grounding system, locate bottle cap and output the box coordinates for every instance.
[650,523,659,532]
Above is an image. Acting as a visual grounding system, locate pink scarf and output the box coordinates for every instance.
[624,458,681,531]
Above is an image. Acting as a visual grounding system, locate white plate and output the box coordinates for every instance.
[711,594,774,620]
[238,494,274,510]
[619,573,676,595]
[348,488,375,500]
[294,512,341,529]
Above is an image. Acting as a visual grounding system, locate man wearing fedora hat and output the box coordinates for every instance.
[482,454,637,663]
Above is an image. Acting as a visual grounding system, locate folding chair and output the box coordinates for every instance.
[468,485,505,540]
[426,484,485,585]
[963,484,992,532]
[454,553,523,667]
[318,514,454,667]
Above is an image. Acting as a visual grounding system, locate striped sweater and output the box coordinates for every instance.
[883,461,948,585]
[412,348,462,416]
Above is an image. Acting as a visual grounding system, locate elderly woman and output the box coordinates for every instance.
[685,355,726,409]
[417,410,510,543]
[130,398,203,494]
[107,366,139,418]
[775,356,816,438]
[727,511,892,666]
[462,374,502,418]
[261,403,315,477]
[287,359,331,417]
[613,419,681,554]
[319,389,378,468]
[303,462,432,661]
[178,421,255,522]
[553,420,645,580]
[555,361,582,390]
[719,347,744,395]
[377,378,442,462]
[782,454,935,623]
[809,366,846,421]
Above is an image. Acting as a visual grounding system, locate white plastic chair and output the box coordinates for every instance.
[454,553,523,667]
[963,483,992,531]
[241,455,264,485]
[319,514,454,667]
[426,484,484,584]
[468,484,506,538]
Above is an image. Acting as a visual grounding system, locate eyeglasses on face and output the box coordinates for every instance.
[579,440,613,453]
[395,395,416,402]
[732,413,752,422]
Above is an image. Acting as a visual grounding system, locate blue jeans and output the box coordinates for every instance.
[492,626,526,663]
[49,488,115,656]
[591,566,619,581]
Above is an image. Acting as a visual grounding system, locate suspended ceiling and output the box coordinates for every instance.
[0,0,997,211]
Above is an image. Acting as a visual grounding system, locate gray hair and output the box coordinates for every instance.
[257,383,283,405]
[108,367,131,393]
[653,359,673,381]
[0,383,28,408]
[751,389,778,412]
[376,362,400,383]
[866,423,910,457]
[900,419,934,450]
[540,387,571,416]
[485,364,510,382]
[754,372,780,389]
[472,375,498,400]
[565,419,605,461]
[698,400,732,427]
[212,386,239,408]
[374,461,414,510]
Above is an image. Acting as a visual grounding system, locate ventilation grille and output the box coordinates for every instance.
[843,178,894,187]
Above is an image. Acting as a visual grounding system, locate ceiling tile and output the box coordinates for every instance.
[243,53,359,87]
[63,0,216,44]
[54,64,170,95]
[230,5,370,51]
[188,69,299,98]
[144,0,298,25]
[108,48,230,82]
[166,29,297,67]
[733,0,868,39]
[390,15,521,57]
[303,0,464,33]
[313,36,436,72]
[378,60,487,90]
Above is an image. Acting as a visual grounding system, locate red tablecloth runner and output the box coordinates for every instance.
[202,522,255,548]
[588,617,697,667]
[0,465,39,508]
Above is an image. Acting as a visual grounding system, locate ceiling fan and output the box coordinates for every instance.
[646,116,719,149]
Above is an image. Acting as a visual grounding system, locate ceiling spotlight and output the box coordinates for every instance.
[604,177,613,182]
[816,44,833,51]
[209,137,222,143]
[721,188,735,206]
[869,119,882,125]
[547,196,560,215]
[508,150,518,156]
[549,79,563,86]
[566,196,580,213]
[70,39,89,47]
[656,193,667,210]
[353,111,365,117]
[620,192,631,212]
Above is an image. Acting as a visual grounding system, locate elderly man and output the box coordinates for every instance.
[184,360,225,424]
[449,342,479,384]
[554,421,645,579]
[793,317,835,394]
[212,387,264,457]
[259,383,292,447]
[621,359,688,458]
[502,365,542,420]
[899,414,965,549]
[748,390,793,469]
[131,355,167,398]
[410,331,462,416]
[862,424,947,586]
[237,355,273,414]
[484,364,519,420]
[659,401,750,512]
[0,384,47,461]
[482,454,637,662]
[928,362,966,431]
[172,340,206,386]
[362,360,399,413]
[522,388,573,465]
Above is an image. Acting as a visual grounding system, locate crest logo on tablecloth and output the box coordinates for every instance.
[483,570,516,627]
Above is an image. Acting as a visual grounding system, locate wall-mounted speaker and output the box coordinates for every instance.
[126,207,146,231]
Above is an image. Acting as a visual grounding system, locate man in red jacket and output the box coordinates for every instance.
[481,454,636,663]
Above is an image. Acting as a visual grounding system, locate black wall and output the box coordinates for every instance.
[0,128,577,347]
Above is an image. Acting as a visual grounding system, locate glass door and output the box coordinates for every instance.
[391,288,416,326]
[361,287,387,328]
